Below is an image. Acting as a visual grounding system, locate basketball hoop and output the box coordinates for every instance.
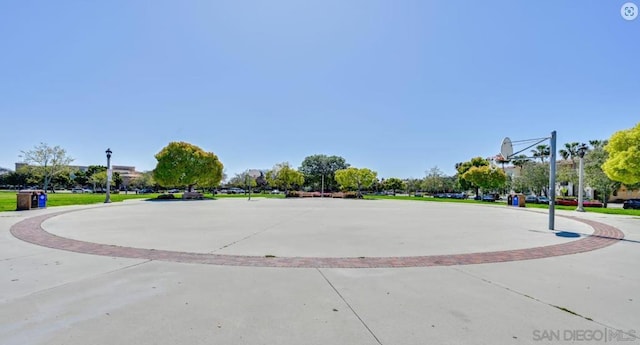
[500,137,513,160]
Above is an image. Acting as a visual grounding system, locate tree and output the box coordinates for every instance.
[228,172,258,191]
[531,144,550,162]
[382,177,405,195]
[456,157,490,196]
[266,163,304,193]
[512,162,549,195]
[585,144,620,207]
[603,122,640,185]
[334,167,377,195]
[20,143,73,192]
[405,178,422,194]
[130,171,156,189]
[153,142,224,192]
[423,166,447,194]
[511,155,531,173]
[299,154,349,192]
[559,142,584,168]
[461,166,507,193]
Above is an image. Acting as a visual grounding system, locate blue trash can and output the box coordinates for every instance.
[513,195,519,207]
[38,193,47,208]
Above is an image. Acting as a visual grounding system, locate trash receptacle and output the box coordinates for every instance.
[507,194,513,206]
[517,193,526,207]
[16,192,32,210]
[30,192,40,209]
[38,193,47,208]
[513,195,519,207]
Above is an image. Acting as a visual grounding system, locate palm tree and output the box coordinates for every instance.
[531,145,550,162]
[511,155,530,173]
[559,142,587,168]
[589,139,607,149]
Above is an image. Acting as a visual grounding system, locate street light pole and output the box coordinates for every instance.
[105,148,112,204]
[576,144,588,212]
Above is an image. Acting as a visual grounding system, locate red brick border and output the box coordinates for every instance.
[9,211,625,268]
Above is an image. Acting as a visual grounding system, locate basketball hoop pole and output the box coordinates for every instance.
[548,131,557,230]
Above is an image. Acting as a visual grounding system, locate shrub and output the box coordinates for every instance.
[157,194,176,200]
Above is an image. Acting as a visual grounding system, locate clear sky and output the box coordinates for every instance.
[1,1,638,179]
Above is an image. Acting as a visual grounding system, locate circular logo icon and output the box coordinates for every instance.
[621,2,638,20]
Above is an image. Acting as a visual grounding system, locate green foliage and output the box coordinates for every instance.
[267,163,304,192]
[531,144,551,163]
[461,166,507,193]
[382,177,405,194]
[456,157,490,194]
[603,122,640,185]
[153,142,224,191]
[556,164,578,186]
[130,171,156,189]
[20,143,73,191]
[585,144,620,205]
[334,167,377,193]
[299,154,349,192]
[512,162,549,195]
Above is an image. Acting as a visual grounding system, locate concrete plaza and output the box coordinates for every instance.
[1,198,638,344]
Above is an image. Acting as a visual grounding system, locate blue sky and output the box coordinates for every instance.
[1,1,638,179]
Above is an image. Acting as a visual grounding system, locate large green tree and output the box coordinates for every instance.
[153,142,224,192]
[20,143,73,192]
[266,163,304,193]
[382,177,405,195]
[334,167,377,195]
[603,122,640,185]
[461,166,507,194]
[512,162,549,195]
[456,157,490,195]
[299,154,349,192]
[585,142,619,207]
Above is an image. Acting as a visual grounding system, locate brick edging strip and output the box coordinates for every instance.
[9,210,625,268]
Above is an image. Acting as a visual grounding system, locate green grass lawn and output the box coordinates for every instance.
[364,194,640,216]
[0,191,157,212]
[0,190,286,212]
[1,190,636,217]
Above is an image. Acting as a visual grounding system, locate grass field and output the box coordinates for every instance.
[0,190,287,212]
[1,190,637,216]
[364,194,640,216]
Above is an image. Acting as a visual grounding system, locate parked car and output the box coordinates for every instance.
[229,188,245,194]
[82,189,93,193]
[525,195,538,203]
[583,199,603,208]
[168,189,180,193]
[481,194,496,202]
[71,188,83,194]
[271,189,281,194]
[138,188,154,194]
[555,197,603,207]
[536,196,549,204]
[623,199,640,209]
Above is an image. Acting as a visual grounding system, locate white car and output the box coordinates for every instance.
[270,189,281,194]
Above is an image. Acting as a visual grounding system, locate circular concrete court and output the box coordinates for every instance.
[10,198,624,268]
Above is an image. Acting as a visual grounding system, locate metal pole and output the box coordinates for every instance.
[576,153,585,212]
[321,174,324,198]
[105,148,112,204]
[548,131,556,230]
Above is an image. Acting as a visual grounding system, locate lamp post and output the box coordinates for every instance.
[105,148,112,204]
[576,144,588,212]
